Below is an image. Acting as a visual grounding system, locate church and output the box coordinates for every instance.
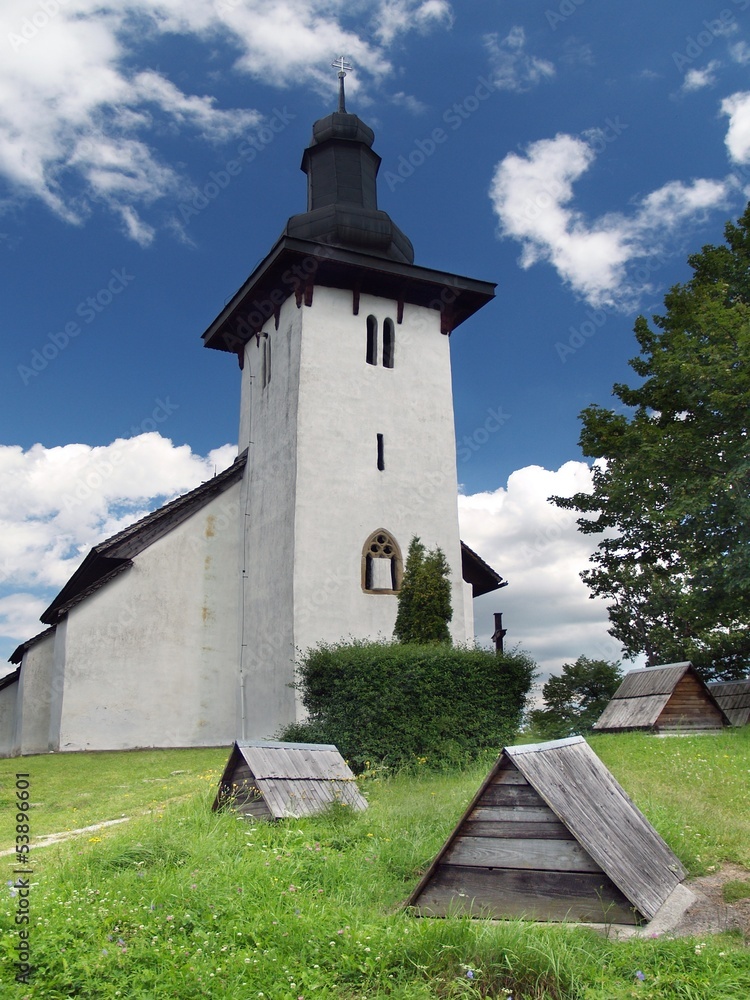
[0,67,505,757]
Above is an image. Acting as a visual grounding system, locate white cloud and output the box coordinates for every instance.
[484,26,555,93]
[681,60,721,92]
[722,91,750,164]
[374,0,453,46]
[489,133,730,308]
[391,91,428,115]
[729,41,750,65]
[458,462,624,680]
[0,1,454,239]
[0,435,236,646]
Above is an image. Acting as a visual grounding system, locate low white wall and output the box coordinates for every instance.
[55,484,241,751]
[14,631,57,755]
[0,679,18,758]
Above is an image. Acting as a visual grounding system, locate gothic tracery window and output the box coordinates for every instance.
[362,529,402,593]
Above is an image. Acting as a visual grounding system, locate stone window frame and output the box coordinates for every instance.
[361,529,403,594]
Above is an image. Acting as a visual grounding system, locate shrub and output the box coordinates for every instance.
[393,536,452,644]
[279,639,536,772]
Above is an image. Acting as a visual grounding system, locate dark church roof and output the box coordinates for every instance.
[39,452,247,626]
[203,77,495,353]
[283,69,413,264]
[460,541,507,598]
[9,625,56,665]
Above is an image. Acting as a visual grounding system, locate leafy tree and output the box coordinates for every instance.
[552,204,750,680]
[527,656,623,739]
[278,639,536,771]
[393,536,452,644]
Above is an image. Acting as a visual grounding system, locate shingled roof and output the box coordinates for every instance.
[460,541,507,598]
[40,452,247,625]
[594,662,729,732]
[708,679,750,727]
[213,740,368,819]
[407,736,686,924]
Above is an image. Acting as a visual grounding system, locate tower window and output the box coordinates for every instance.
[362,529,403,593]
[366,315,377,366]
[382,318,394,368]
[262,336,271,387]
[377,433,384,471]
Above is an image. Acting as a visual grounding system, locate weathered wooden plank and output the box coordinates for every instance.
[493,769,528,785]
[594,695,669,730]
[508,738,685,919]
[468,805,559,823]
[460,819,573,839]
[412,864,641,924]
[443,836,601,872]
[481,784,546,807]
[610,664,689,698]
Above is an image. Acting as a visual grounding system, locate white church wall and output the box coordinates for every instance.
[237,296,302,740]
[55,484,241,751]
[0,679,18,757]
[14,630,57,755]
[292,288,468,666]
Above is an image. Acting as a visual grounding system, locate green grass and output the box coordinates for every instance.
[0,731,748,998]
[0,747,228,848]
[723,882,750,904]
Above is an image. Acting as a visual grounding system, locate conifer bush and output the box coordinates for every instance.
[279,639,535,771]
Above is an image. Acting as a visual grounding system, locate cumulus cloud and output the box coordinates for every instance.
[722,91,750,164]
[458,462,624,681]
[0,0,453,239]
[0,435,236,650]
[489,132,730,308]
[681,60,721,92]
[484,26,555,93]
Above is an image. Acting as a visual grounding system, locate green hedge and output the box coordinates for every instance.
[278,640,535,772]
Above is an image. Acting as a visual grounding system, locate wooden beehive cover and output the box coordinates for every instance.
[407,736,686,924]
[708,679,750,727]
[212,740,368,819]
[593,661,730,732]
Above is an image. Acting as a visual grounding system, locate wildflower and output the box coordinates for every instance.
[635,971,646,981]
[466,970,474,979]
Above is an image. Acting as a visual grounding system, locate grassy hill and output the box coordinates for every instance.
[0,729,748,998]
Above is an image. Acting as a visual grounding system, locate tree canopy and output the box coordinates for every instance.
[527,656,623,740]
[552,205,750,680]
[393,536,452,644]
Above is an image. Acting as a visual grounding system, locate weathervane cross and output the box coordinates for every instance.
[332,56,352,77]
[331,56,352,112]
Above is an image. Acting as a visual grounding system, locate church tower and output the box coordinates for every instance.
[202,66,496,739]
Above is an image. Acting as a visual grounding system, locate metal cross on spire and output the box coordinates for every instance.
[331,56,352,113]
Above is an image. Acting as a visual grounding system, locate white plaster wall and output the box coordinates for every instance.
[293,288,468,669]
[14,631,57,755]
[0,680,18,757]
[237,296,301,739]
[56,484,240,751]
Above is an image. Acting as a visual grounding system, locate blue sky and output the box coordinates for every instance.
[2,0,749,677]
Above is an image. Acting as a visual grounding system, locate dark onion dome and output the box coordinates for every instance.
[283,75,414,264]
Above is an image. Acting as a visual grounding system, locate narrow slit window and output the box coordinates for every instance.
[366,315,378,366]
[377,433,384,471]
[382,318,394,369]
[266,337,271,385]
